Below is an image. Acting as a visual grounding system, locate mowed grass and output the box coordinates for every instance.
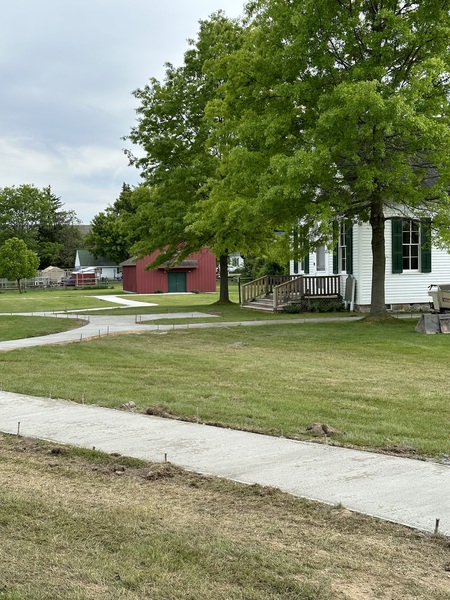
[0,284,350,321]
[0,286,123,313]
[0,434,449,600]
[1,317,449,457]
[0,284,231,314]
[0,316,85,340]
[83,285,351,321]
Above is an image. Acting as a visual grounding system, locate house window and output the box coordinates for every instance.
[392,218,431,274]
[333,221,353,275]
[402,220,420,271]
[230,256,240,268]
[316,246,326,271]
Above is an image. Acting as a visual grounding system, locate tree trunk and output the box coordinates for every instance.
[369,200,387,316]
[17,279,22,294]
[218,253,230,303]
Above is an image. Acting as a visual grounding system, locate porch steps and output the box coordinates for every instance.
[242,296,279,312]
[240,275,342,313]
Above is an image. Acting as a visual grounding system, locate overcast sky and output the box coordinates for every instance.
[1,0,246,223]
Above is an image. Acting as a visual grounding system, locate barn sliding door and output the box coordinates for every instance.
[167,271,187,293]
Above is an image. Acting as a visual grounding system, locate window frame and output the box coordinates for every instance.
[391,217,432,274]
[333,221,353,275]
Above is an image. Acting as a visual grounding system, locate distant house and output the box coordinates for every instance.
[121,248,216,294]
[74,249,121,280]
[228,252,244,273]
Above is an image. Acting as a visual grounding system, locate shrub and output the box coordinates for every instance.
[283,297,345,314]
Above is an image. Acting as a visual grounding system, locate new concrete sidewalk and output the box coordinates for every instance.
[0,308,446,537]
[0,391,448,536]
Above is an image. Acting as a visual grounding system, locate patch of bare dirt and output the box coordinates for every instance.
[145,403,175,418]
[306,422,342,436]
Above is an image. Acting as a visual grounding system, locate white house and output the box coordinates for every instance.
[228,252,244,272]
[291,216,450,311]
[75,249,121,281]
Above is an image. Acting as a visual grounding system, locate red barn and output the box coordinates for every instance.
[121,249,216,294]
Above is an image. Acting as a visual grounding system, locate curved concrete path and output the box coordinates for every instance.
[0,307,448,536]
[0,310,363,351]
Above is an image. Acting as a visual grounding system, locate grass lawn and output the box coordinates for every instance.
[0,317,449,458]
[0,433,449,600]
[0,286,241,317]
[0,284,353,322]
[0,316,86,341]
[0,284,125,313]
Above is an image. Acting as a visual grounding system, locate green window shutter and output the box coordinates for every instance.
[391,218,403,274]
[332,221,338,274]
[303,254,310,274]
[292,226,299,274]
[345,222,353,275]
[333,245,338,274]
[293,227,299,258]
[421,218,432,273]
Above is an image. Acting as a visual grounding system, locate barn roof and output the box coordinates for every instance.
[120,257,136,267]
[157,260,198,269]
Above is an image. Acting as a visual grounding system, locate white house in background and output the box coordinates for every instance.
[74,249,121,281]
[291,215,450,311]
[228,252,244,272]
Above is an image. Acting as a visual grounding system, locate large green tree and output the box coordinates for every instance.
[0,237,40,293]
[210,0,450,315]
[85,184,136,264]
[126,13,251,303]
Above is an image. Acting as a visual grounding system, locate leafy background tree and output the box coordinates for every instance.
[0,184,81,269]
[125,13,249,303]
[241,255,288,280]
[0,185,52,250]
[37,187,82,269]
[0,237,40,292]
[85,183,136,264]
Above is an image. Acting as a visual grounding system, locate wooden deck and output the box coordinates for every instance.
[241,275,341,312]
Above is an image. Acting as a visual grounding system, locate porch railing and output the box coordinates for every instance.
[240,275,297,304]
[273,277,304,309]
[242,275,341,310]
[302,275,341,298]
[274,275,341,309]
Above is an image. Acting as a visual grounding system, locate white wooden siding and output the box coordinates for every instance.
[291,220,450,306]
[356,220,450,306]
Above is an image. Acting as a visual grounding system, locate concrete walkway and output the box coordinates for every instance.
[0,311,222,350]
[0,308,448,536]
[0,391,448,536]
[0,311,362,351]
[92,294,158,307]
